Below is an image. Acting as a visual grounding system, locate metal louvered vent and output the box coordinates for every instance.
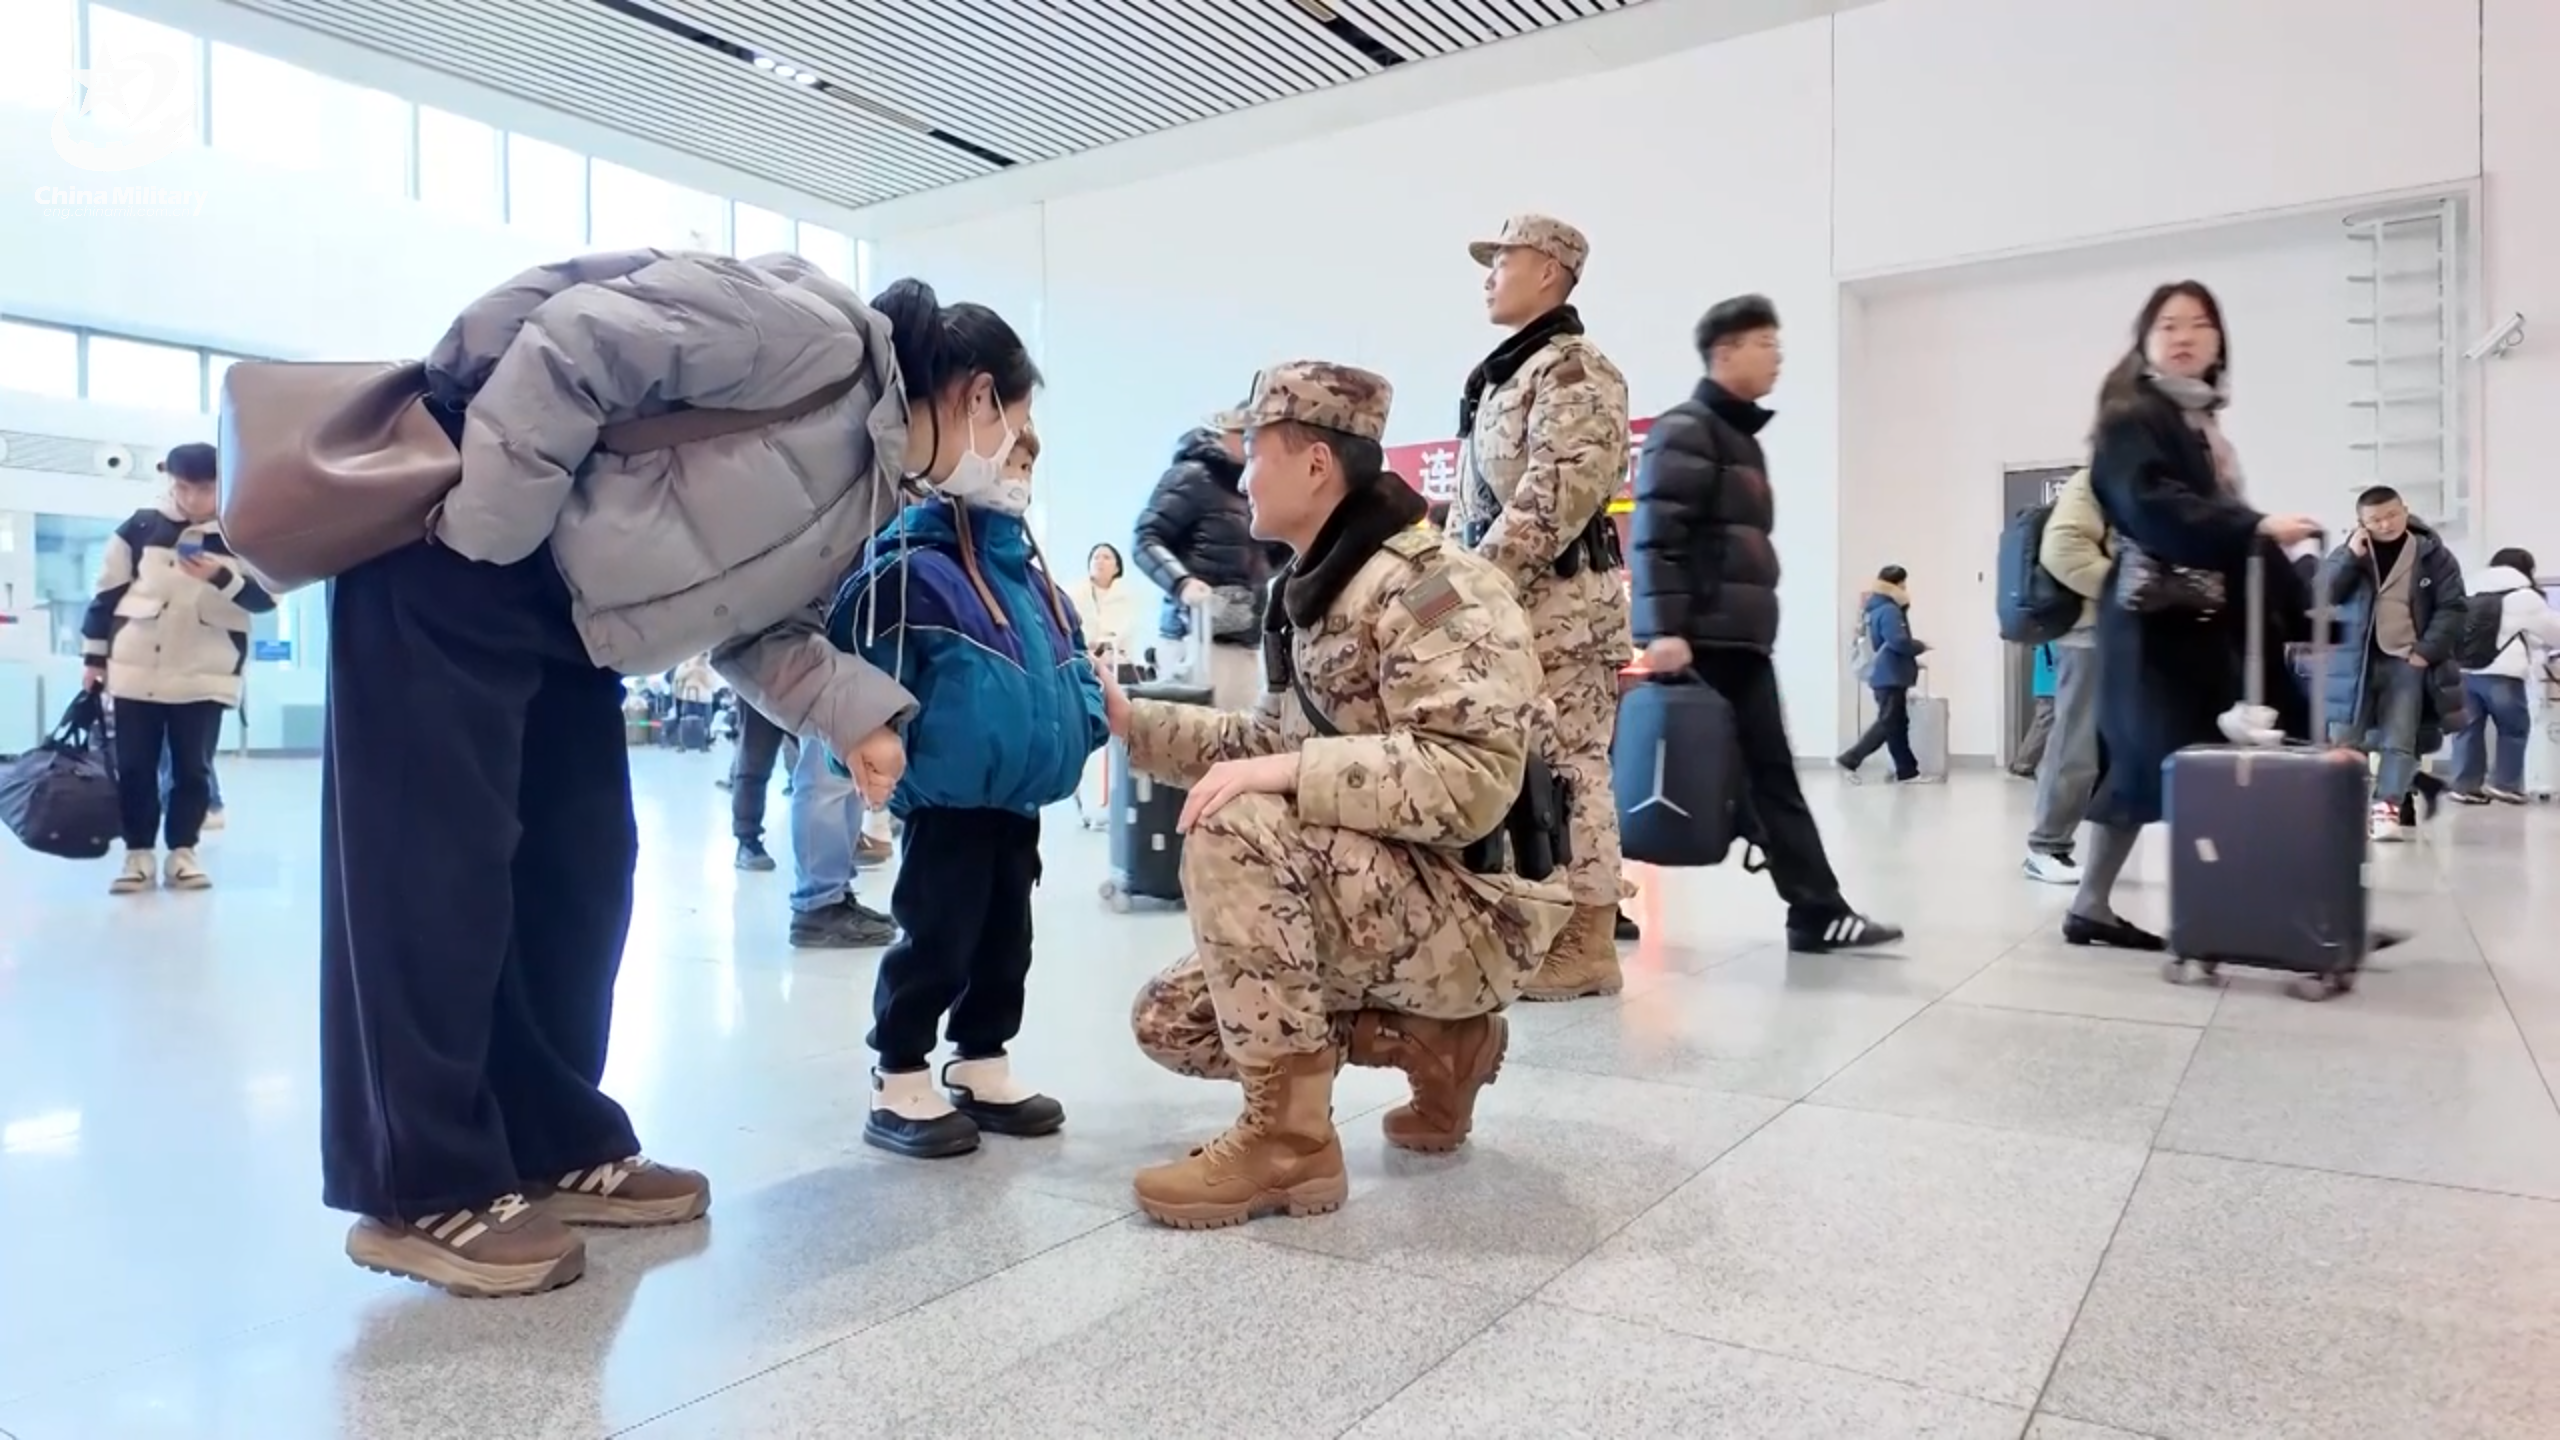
[219,0,1646,209]
[0,430,166,479]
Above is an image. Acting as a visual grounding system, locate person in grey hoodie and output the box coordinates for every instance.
[319,253,1041,1300]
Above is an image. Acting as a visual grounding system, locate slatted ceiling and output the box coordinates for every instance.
[230,0,989,203]
[220,0,1652,209]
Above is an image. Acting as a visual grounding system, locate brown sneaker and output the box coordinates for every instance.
[345,1193,586,1298]
[1521,904,1625,1001]
[539,1155,711,1227]
[1345,1010,1507,1152]
[1133,1050,1346,1229]
[857,834,894,867]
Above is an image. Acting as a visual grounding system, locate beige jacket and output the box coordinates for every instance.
[2039,469,2114,631]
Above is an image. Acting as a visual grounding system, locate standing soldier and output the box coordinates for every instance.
[1110,361,1572,1229]
[1452,213,1634,1000]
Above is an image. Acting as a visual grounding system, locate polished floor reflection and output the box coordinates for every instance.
[4,752,2559,1438]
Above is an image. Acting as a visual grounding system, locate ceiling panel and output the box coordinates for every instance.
[211,0,1650,209]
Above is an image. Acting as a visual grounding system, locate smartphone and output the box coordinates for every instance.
[175,540,206,559]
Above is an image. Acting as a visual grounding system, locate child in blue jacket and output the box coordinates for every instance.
[826,424,1108,1160]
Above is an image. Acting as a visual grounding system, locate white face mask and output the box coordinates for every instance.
[936,397,1014,499]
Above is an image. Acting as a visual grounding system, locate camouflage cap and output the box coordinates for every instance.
[1219,361,1393,442]
[1468,213,1589,278]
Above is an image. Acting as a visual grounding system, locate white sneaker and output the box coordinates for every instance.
[2023,851,2082,885]
[164,847,211,889]
[109,850,155,895]
[2368,803,2405,843]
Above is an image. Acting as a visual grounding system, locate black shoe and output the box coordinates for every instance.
[1614,909,1640,943]
[2061,912,2166,951]
[735,839,776,872]
[713,776,735,792]
[863,1071,981,1159]
[1786,912,1904,953]
[1834,754,1863,784]
[2447,788,2491,806]
[789,897,896,949]
[942,1058,1066,1138]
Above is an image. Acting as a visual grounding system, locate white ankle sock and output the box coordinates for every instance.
[943,1056,1037,1106]
[873,1068,954,1121]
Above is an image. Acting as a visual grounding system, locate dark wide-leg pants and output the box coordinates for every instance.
[319,540,641,1219]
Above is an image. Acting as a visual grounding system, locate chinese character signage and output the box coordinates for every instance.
[1385,418,1654,505]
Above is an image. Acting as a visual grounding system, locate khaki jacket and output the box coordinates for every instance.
[1457,334,1632,664]
[2039,468,2114,631]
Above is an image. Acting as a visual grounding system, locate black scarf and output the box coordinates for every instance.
[1457,304,1585,438]
[1265,480,1429,639]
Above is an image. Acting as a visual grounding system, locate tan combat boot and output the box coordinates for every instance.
[1521,904,1624,1002]
[1345,1010,1508,1152]
[1133,1049,1347,1228]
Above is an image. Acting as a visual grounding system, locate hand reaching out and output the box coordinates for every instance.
[849,726,905,806]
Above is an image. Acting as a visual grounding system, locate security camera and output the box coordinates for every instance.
[2465,312,2525,362]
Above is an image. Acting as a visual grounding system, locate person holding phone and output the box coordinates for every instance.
[81,443,272,893]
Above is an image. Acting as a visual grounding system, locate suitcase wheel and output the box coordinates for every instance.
[2287,971,2356,1002]
[1099,878,1132,913]
[2161,957,2223,987]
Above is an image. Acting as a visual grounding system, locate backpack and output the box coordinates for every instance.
[2456,586,2524,670]
[1996,503,2080,644]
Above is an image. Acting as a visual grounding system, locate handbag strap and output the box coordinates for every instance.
[592,374,861,456]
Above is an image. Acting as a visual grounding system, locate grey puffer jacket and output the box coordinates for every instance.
[425,250,915,756]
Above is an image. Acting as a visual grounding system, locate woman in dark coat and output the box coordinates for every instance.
[2066,281,2325,950]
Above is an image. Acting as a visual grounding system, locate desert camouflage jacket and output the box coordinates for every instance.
[1125,529,1551,856]
[1460,332,1632,661]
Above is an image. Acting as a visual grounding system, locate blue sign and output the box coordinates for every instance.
[252,640,293,662]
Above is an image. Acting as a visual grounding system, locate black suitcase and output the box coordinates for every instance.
[1103,681,1214,911]
[1612,673,1749,867]
[2161,548,2368,1000]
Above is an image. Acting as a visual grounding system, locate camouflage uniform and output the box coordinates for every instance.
[1123,360,1571,1229]
[1454,214,1633,997]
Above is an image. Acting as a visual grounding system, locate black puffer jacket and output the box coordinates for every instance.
[1133,428,1271,639]
[1630,379,1782,653]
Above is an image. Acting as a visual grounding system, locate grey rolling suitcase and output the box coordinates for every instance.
[2162,550,2368,1000]
[1906,683,1950,782]
[1102,681,1213,911]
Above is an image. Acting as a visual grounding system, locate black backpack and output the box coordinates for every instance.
[1996,503,2081,644]
[2456,586,2524,670]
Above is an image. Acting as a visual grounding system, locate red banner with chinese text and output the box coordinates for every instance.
[1385,417,1653,507]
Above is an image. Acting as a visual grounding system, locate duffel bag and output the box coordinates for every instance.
[0,691,123,860]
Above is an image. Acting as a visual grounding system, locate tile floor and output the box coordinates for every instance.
[3,754,2558,1438]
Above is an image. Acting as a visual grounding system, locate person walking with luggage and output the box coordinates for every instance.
[2447,547,2560,804]
[2066,281,2325,948]
[1448,213,1635,1000]
[81,443,272,894]
[315,253,1032,1298]
[2316,487,2469,843]
[1114,361,1571,1228]
[2022,467,2112,884]
[831,421,1105,1158]
[1134,418,1274,707]
[1631,296,1903,953]
[1838,565,1925,782]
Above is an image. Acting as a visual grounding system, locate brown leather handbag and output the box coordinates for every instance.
[218,361,863,593]
[217,361,456,593]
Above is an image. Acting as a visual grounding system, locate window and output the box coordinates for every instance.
[84,334,203,412]
[506,134,587,243]
[204,353,250,413]
[35,515,125,658]
[797,224,857,286]
[207,45,410,198]
[731,202,795,260]
[1,0,77,110]
[0,321,80,399]
[588,160,726,251]
[82,8,202,148]
[416,106,501,222]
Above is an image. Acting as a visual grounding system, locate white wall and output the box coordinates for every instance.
[862,0,2546,756]
[1838,217,2353,757]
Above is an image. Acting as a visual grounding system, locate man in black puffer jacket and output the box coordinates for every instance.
[1633,295,1902,953]
[1133,422,1279,705]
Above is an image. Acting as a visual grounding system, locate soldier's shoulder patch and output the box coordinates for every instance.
[1381,528,1440,560]
[1548,358,1588,389]
[1398,569,1469,631]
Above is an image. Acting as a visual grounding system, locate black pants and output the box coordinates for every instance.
[731,703,787,843]
[1692,650,1846,927]
[1842,685,1919,779]
[868,807,1041,1072]
[112,696,224,850]
[319,541,640,1219]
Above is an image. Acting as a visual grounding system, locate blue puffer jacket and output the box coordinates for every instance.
[1860,586,1925,689]
[826,500,1109,819]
